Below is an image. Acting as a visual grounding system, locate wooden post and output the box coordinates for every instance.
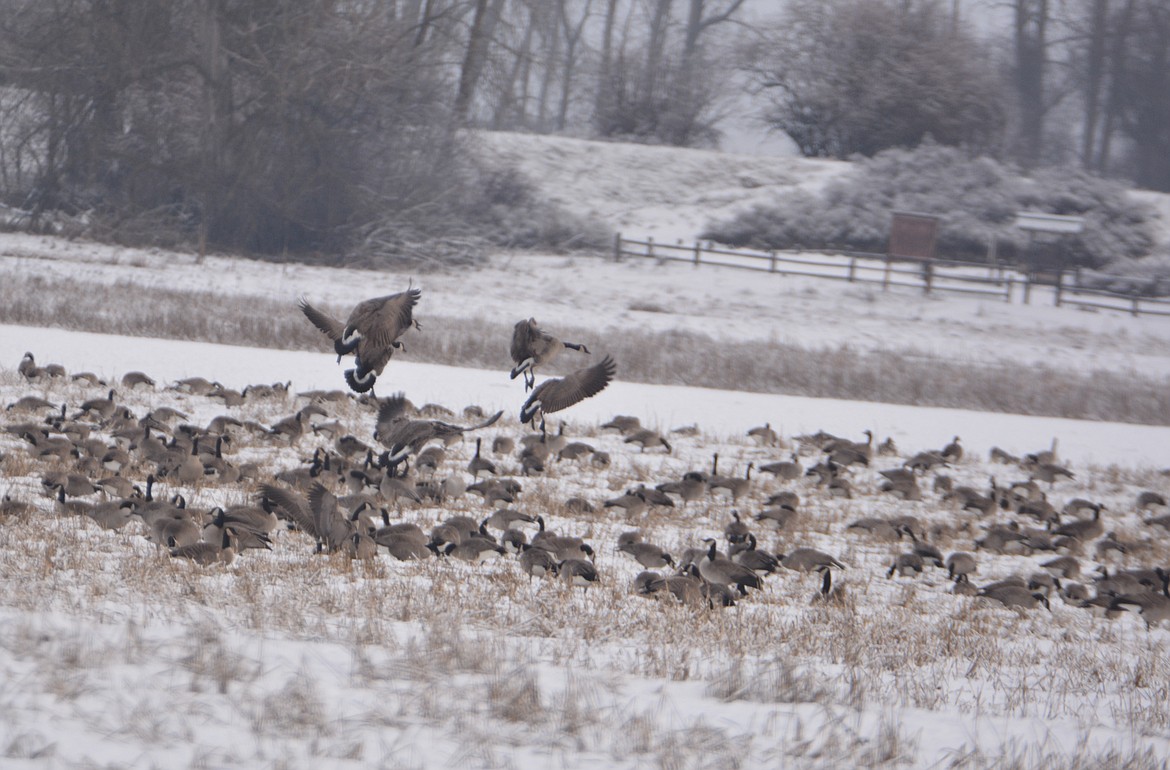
[1004,277,1013,302]
[647,237,654,261]
[1054,271,1063,307]
[613,232,622,262]
[1023,273,1032,304]
[693,241,701,267]
[1132,296,1140,317]
[848,257,857,282]
[883,256,892,291]
[770,251,777,273]
[922,260,933,295]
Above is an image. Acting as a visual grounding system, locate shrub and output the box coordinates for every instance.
[703,143,1156,268]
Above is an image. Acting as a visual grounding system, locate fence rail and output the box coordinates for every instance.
[613,234,1170,317]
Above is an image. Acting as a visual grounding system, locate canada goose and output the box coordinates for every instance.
[755,505,799,531]
[898,525,944,567]
[656,471,708,508]
[723,510,752,544]
[729,534,779,575]
[466,478,519,507]
[1137,491,1168,511]
[444,537,506,563]
[465,438,497,478]
[42,472,100,499]
[1109,570,1170,628]
[940,436,963,462]
[1026,571,1062,597]
[747,422,779,446]
[697,539,762,595]
[415,445,446,475]
[74,389,119,422]
[121,371,156,389]
[152,513,202,549]
[624,429,672,454]
[492,435,515,455]
[259,482,352,552]
[779,547,844,575]
[945,552,977,583]
[378,531,432,561]
[509,318,591,390]
[617,530,643,548]
[604,490,649,518]
[558,558,599,589]
[617,541,675,570]
[759,454,802,481]
[484,507,536,532]
[519,355,616,434]
[978,584,1051,611]
[634,570,665,596]
[989,446,1020,464]
[903,451,947,473]
[1052,506,1104,542]
[1023,458,1075,487]
[564,497,595,514]
[1041,555,1081,581]
[85,498,137,531]
[299,287,422,393]
[4,395,56,413]
[710,464,754,503]
[601,415,641,435]
[887,551,924,578]
[17,351,41,379]
[374,392,503,467]
[169,528,238,566]
[94,475,139,499]
[518,544,560,579]
[647,572,709,607]
[171,376,220,396]
[558,441,594,462]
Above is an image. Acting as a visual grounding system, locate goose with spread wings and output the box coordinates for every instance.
[520,355,616,434]
[510,318,590,390]
[374,392,503,470]
[298,287,421,393]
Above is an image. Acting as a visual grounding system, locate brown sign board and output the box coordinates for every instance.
[888,212,939,261]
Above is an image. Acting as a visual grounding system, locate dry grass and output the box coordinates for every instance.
[3,272,1170,425]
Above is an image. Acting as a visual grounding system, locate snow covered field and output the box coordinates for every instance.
[2,131,1170,768]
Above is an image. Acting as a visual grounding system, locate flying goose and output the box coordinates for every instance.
[520,355,616,434]
[299,287,422,393]
[374,392,503,468]
[509,318,591,390]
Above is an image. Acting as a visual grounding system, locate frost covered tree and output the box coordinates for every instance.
[750,0,1006,158]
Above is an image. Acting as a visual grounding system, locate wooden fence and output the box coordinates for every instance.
[613,234,1170,317]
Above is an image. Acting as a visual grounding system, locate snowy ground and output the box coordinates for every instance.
[2,131,1170,768]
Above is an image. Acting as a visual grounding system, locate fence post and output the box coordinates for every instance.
[1132,296,1140,317]
[647,237,654,261]
[693,241,701,267]
[1005,277,1013,303]
[613,232,622,262]
[770,251,777,273]
[1054,272,1063,307]
[923,260,933,295]
[1023,273,1032,304]
[883,256,891,291]
[848,257,857,282]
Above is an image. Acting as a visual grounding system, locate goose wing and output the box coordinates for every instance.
[259,484,318,539]
[352,288,421,350]
[298,298,346,342]
[523,355,616,417]
[309,482,342,548]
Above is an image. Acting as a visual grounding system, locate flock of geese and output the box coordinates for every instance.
[3,285,1170,629]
